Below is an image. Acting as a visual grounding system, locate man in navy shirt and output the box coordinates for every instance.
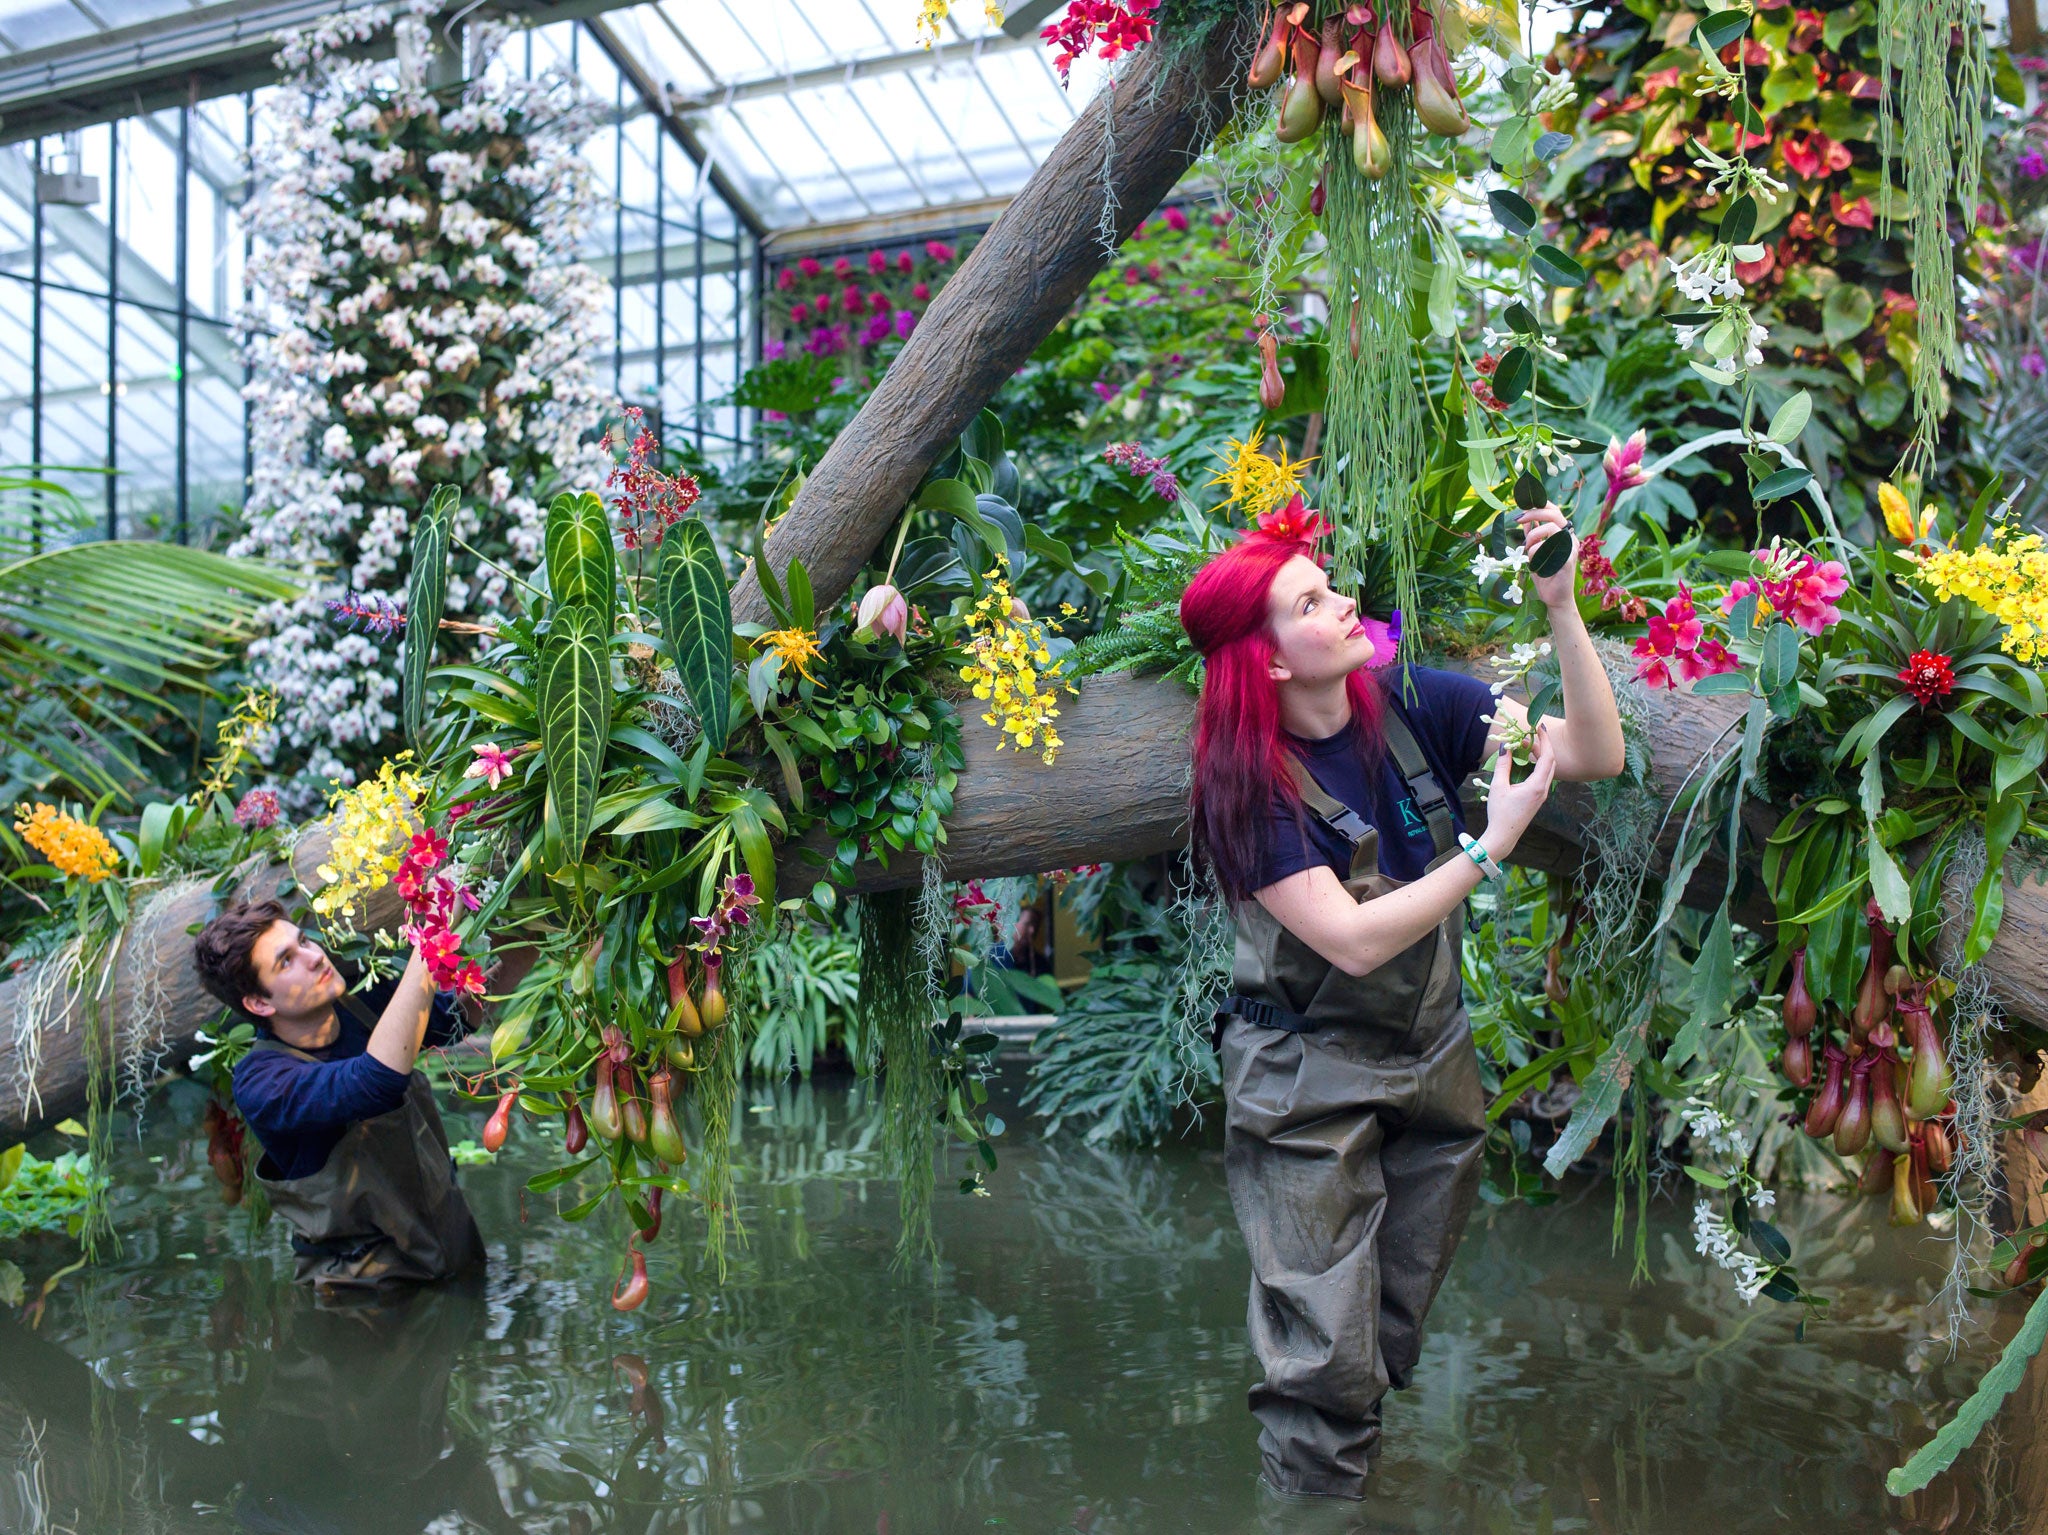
[193,899,485,1291]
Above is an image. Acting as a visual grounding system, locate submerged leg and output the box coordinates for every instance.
[1222,1023,1395,1500]
[1372,1012,1486,1390]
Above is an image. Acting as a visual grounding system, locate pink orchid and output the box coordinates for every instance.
[466,741,517,789]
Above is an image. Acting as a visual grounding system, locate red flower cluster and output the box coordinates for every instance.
[607,406,701,551]
[1632,584,1739,690]
[397,827,485,994]
[1897,649,1956,707]
[1041,0,1158,84]
[1577,532,1646,620]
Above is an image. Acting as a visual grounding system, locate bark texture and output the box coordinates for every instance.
[729,20,1252,626]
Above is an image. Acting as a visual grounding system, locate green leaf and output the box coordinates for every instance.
[1696,10,1750,51]
[1670,907,1733,1070]
[1750,1219,1792,1265]
[1822,283,1876,346]
[1494,346,1535,405]
[1486,1041,1597,1121]
[1964,790,2028,965]
[537,603,613,868]
[785,555,816,632]
[655,520,733,751]
[1767,390,1813,446]
[1868,834,1912,928]
[1758,622,1801,695]
[1544,999,1652,1176]
[1530,244,1587,288]
[1683,1165,1731,1189]
[1489,188,1537,236]
[403,485,455,752]
[1752,467,1813,504]
[1888,1283,2048,1495]
[543,491,617,609]
[1691,671,1754,695]
[1720,193,1757,248]
[1993,717,2048,801]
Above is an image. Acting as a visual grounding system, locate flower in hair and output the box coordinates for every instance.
[1255,493,1332,545]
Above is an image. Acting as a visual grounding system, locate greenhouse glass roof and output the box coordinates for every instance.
[0,0,1114,236]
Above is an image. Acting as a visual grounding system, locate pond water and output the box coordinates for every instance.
[0,1063,2017,1534]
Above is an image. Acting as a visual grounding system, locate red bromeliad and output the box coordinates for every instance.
[1897,648,1956,706]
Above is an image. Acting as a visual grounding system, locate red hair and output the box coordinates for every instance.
[1179,531,1383,903]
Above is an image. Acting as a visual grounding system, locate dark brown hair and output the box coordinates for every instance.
[192,899,289,1019]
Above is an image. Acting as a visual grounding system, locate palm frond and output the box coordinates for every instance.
[0,480,301,800]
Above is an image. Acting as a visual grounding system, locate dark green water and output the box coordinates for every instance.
[0,1066,2014,1534]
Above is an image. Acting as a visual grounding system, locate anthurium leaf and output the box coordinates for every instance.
[403,485,456,752]
[655,520,733,750]
[537,603,613,868]
[544,490,617,609]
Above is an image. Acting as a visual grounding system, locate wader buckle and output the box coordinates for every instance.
[1216,993,1319,1042]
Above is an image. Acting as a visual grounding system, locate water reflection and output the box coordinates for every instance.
[0,1068,2015,1534]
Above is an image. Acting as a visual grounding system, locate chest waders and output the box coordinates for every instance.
[249,996,485,1293]
[1215,704,1488,1500]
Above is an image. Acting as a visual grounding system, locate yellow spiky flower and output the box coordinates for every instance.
[759,626,825,684]
[1207,426,1316,521]
[915,0,949,47]
[13,803,119,883]
[1911,525,2048,664]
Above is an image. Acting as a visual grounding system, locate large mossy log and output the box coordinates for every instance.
[6,658,2048,1147]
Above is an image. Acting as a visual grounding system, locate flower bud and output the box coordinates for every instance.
[856,582,909,642]
[1259,333,1286,411]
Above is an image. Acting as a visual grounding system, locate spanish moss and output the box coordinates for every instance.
[1319,97,1428,626]
[860,886,943,1268]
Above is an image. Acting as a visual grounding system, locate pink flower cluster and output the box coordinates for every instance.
[1632,584,1739,690]
[1041,0,1158,84]
[606,406,702,551]
[1103,441,1180,501]
[233,788,281,830]
[953,879,1001,939]
[396,827,486,994]
[1721,544,1849,635]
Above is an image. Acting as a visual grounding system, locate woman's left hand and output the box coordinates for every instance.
[1519,503,1576,609]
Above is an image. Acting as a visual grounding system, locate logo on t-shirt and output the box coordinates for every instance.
[1397,798,1425,835]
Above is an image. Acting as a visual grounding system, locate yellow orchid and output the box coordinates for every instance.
[957,569,1071,764]
[311,756,426,921]
[759,626,825,683]
[1912,525,2048,664]
[13,802,119,883]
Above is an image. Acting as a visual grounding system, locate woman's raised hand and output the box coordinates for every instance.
[1480,722,1558,858]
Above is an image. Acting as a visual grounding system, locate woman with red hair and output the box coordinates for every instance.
[1180,500,1624,1507]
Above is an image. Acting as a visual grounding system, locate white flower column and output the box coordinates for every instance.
[236,4,612,795]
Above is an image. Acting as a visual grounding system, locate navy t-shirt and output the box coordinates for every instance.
[232,978,467,1181]
[1254,666,1496,892]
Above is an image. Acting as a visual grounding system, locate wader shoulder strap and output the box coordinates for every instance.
[1380,698,1459,858]
[1282,706,1459,860]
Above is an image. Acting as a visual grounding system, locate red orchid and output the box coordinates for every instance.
[1898,649,1956,706]
[1256,493,1333,545]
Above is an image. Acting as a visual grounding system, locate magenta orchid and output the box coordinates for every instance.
[690,873,762,951]
[1633,584,1741,690]
[1725,541,1851,636]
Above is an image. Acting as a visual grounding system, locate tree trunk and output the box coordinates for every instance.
[729,20,1253,626]
[9,655,2048,1148]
